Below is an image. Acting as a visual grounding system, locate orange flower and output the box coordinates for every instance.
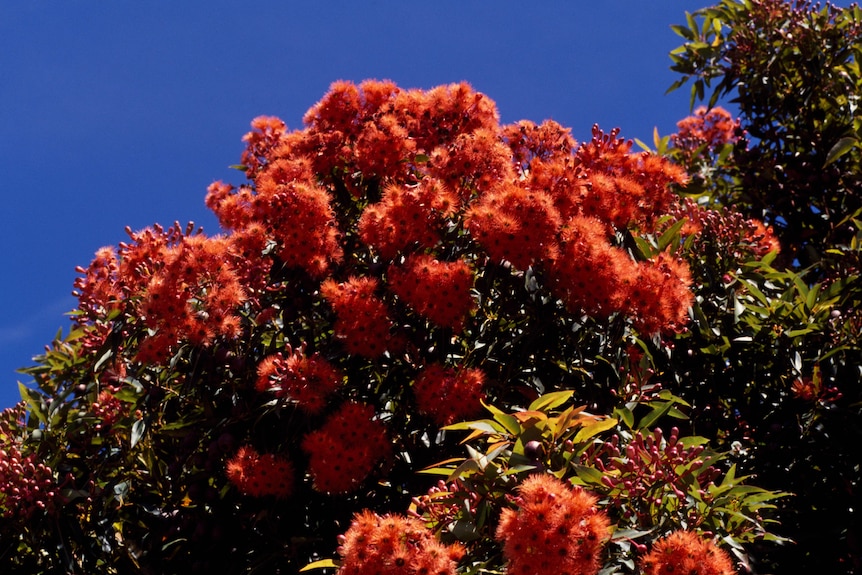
[256,349,343,414]
[320,276,401,358]
[358,178,457,259]
[641,531,736,575]
[465,181,562,269]
[413,364,486,426]
[301,401,391,494]
[336,510,465,575]
[496,474,610,575]
[387,254,475,332]
[225,445,294,500]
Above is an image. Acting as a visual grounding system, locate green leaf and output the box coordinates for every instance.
[528,390,574,412]
[131,417,148,448]
[571,465,605,486]
[613,406,635,429]
[573,417,618,443]
[637,401,675,430]
[18,383,47,426]
[670,24,697,41]
[300,559,338,572]
[657,217,687,252]
[824,136,858,166]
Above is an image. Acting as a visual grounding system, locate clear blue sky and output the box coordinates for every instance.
[1,2,707,408]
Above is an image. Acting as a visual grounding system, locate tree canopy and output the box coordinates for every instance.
[2,2,861,574]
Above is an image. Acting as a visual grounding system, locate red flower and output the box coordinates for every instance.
[225,445,294,500]
[496,474,610,575]
[387,254,475,332]
[256,348,343,414]
[548,216,636,317]
[320,276,401,358]
[358,178,457,260]
[301,401,391,494]
[413,363,486,426]
[641,531,736,575]
[465,181,562,269]
[336,510,465,575]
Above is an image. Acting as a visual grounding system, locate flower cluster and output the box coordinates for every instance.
[575,125,688,230]
[320,277,401,358]
[72,223,262,363]
[672,106,741,158]
[301,401,392,494]
[256,347,343,414]
[549,217,693,332]
[90,387,126,432]
[668,198,780,264]
[410,478,483,530]
[583,427,721,528]
[412,363,486,425]
[225,445,295,499]
[359,179,457,260]
[466,181,562,269]
[0,406,59,521]
[496,475,610,575]
[388,254,476,331]
[336,510,465,575]
[641,531,736,575]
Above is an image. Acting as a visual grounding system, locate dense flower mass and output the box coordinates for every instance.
[412,363,487,425]
[301,401,392,494]
[320,276,401,358]
[496,475,610,575]
[358,179,457,260]
[256,347,343,414]
[336,510,465,575]
[225,445,295,499]
[19,79,736,574]
[641,531,736,575]
[387,254,476,331]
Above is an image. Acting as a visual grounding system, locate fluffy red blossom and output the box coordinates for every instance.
[320,276,401,358]
[387,254,475,331]
[255,178,343,278]
[301,401,392,494]
[641,531,736,575]
[672,106,741,156]
[358,178,457,259]
[225,445,295,500]
[256,348,343,414]
[336,510,465,575]
[396,81,501,153]
[91,387,126,431]
[72,222,258,363]
[73,246,123,321]
[412,364,486,425]
[548,216,637,317]
[466,181,562,269]
[627,253,694,335]
[427,127,515,200]
[496,474,610,575]
[302,80,416,189]
[504,119,577,169]
[575,126,687,230]
[136,234,248,362]
[240,115,288,176]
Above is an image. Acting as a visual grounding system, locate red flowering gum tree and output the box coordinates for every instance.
[0,80,779,574]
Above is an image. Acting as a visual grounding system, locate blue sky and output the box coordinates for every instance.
[1,2,707,408]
